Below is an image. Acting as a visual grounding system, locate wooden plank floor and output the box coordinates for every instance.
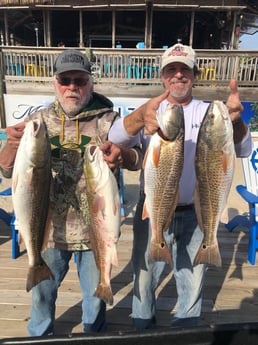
[1,162,258,339]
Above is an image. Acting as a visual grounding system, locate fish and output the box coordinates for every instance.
[12,113,54,292]
[83,143,121,305]
[142,104,185,265]
[194,100,235,267]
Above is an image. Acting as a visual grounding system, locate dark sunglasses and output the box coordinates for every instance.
[56,76,89,87]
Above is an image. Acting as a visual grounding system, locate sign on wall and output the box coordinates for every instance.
[3,94,149,127]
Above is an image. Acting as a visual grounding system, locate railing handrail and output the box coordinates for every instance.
[1,46,258,90]
[1,45,258,55]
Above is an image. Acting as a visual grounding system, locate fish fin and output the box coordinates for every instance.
[94,283,113,305]
[41,206,52,251]
[150,240,172,266]
[163,207,176,231]
[220,206,229,224]
[152,144,161,168]
[163,192,179,230]
[193,241,222,267]
[142,147,150,169]
[112,198,120,217]
[142,201,149,220]
[92,195,105,214]
[111,248,119,266]
[26,260,54,292]
[12,175,18,194]
[222,152,233,174]
[18,231,24,245]
[194,183,204,231]
[26,167,34,186]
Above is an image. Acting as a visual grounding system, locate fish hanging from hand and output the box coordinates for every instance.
[142,104,185,265]
[83,143,121,305]
[12,113,54,292]
[194,100,235,267]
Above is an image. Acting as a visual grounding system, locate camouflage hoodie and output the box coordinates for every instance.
[32,92,119,251]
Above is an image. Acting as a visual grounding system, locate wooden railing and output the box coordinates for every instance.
[1,46,258,90]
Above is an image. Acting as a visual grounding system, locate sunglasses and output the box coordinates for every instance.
[56,76,89,87]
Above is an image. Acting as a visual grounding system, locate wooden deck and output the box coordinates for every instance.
[1,160,258,340]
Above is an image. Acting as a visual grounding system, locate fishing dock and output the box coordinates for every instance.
[0,158,258,340]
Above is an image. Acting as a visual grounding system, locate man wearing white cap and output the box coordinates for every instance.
[109,43,252,329]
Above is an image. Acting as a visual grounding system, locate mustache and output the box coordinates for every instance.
[169,77,188,84]
[65,91,80,98]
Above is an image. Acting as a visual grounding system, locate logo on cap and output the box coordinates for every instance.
[61,53,85,67]
[168,45,188,57]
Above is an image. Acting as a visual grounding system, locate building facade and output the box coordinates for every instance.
[0,1,254,49]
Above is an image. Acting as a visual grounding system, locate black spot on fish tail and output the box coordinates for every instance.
[193,242,222,267]
[94,282,114,305]
[26,261,54,292]
[150,241,172,266]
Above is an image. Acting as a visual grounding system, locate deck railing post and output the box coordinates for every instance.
[0,49,7,128]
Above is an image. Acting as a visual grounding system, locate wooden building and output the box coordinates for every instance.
[0,1,255,50]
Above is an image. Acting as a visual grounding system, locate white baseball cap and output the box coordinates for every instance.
[161,43,197,70]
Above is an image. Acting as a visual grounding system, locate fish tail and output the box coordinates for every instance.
[94,282,114,305]
[26,261,54,292]
[150,240,172,266]
[193,242,222,267]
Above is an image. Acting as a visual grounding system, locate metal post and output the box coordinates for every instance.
[189,11,195,47]
[35,27,39,47]
[0,49,7,128]
[79,10,84,47]
[112,10,116,49]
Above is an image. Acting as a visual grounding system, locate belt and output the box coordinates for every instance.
[175,204,194,212]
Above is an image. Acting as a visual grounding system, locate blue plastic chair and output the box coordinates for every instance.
[140,65,152,79]
[225,141,258,265]
[127,64,139,79]
[0,178,20,259]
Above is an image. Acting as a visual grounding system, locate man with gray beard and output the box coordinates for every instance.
[0,50,142,336]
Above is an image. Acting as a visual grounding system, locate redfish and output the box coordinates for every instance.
[12,114,54,292]
[194,100,235,267]
[83,144,120,305]
[142,104,185,265]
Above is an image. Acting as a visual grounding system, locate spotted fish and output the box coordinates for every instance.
[194,100,235,267]
[142,104,185,265]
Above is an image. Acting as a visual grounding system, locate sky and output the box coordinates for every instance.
[239,32,258,50]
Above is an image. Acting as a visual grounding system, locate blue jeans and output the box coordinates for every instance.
[27,248,106,336]
[131,193,206,330]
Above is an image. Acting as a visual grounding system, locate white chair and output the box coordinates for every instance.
[225,140,258,265]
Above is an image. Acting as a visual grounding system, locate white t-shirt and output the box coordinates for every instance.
[109,98,251,204]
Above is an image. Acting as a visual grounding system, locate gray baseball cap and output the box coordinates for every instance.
[54,50,91,75]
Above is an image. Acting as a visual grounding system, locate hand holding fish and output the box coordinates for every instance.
[5,122,26,149]
[101,141,142,171]
[0,121,26,177]
[226,79,244,123]
[142,90,170,135]
[123,90,169,136]
[101,141,123,169]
